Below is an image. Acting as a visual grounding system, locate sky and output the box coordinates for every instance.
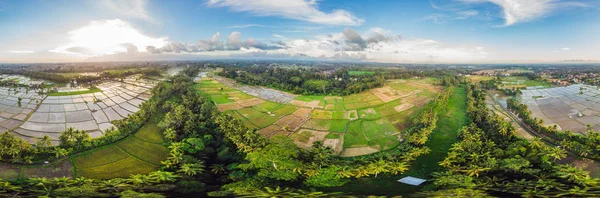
[0,0,599,64]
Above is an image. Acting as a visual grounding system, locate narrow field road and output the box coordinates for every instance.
[486,93,600,177]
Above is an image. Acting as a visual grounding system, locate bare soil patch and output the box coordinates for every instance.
[258,125,284,137]
[305,100,324,109]
[310,109,333,119]
[394,103,414,112]
[301,119,331,131]
[217,103,243,111]
[371,86,421,103]
[0,163,21,180]
[345,110,359,120]
[293,129,329,149]
[292,108,313,118]
[237,98,265,107]
[275,114,307,131]
[22,160,72,178]
[324,137,343,154]
[340,147,380,157]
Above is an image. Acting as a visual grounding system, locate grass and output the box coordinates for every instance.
[401,87,467,178]
[254,101,283,112]
[362,119,397,141]
[0,165,21,180]
[134,122,164,143]
[343,121,368,148]
[322,86,468,196]
[348,70,376,76]
[71,145,130,169]
[295,95,325,102]
[326,132,341,139]
[329,120,348,132]
[116,137,170,165]
[77,157,158,179]
[70,122,168,179]
[194,76,442,158]
[294,130,313,143]
[48,87,102,96]
[359,108,381,120]
[210,94,234,104]
[467,75,495,83]
[303,119,332,130]
[468,75,551,88]
[332,111,346,119]
[310,109,333,119]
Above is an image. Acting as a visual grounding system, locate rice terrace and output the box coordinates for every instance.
[195,73,441,157]
[3,0,600,197]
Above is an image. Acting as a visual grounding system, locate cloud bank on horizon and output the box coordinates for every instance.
[0,0,598,63]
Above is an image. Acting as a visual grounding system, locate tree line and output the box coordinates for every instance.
[0,66,459,197]
[422,84,600,197]
[507,98,600,160]
[219,66,385,95]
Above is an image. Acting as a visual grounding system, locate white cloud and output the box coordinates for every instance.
[267,28,486,63]
[100,0,156,23]
[228,24,268,29]
[9,50,34,54]
[50,19,168,56]
[272,34,285,38]
[75,26,485,63]
[460,0,586,26]
[206,0,363,26]
[562,47,571,51]
[456,10,479,19]
[423,14,451,24]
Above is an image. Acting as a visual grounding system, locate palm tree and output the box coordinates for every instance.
[178,163,205,176]
[460,165,490,177]
[367,159,389,178]
[36,136,52,152]
[0,180,21,193]
[238,187,292,198]
[126,174,150,186]
[53,148,69,158]
[353,166,370,178]
[100,179,125,194]
[290,189,343,197]
[389,161,409,175]
[337,166,354,178]
[147,171,178,183]
[556,165,590,184]
[303,169,318,177]
[210,164,226,174]
[547,147,567,161]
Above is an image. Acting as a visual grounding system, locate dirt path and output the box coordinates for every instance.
[486,92,600,177]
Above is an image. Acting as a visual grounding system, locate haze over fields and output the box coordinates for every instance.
[1,0,600,63]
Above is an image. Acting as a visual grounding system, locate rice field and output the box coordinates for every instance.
[70,122,168,179]
[196,77,441,157]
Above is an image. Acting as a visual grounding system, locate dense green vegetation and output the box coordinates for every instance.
[348,70,376,76]
[419,84,600,197]
[219,66,385,95]
[508,98,600,160]
[323,86,468,195]
[47,86,102,96]
[3,63,599,197]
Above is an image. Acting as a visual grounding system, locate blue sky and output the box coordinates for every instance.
[0,0,599,63]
